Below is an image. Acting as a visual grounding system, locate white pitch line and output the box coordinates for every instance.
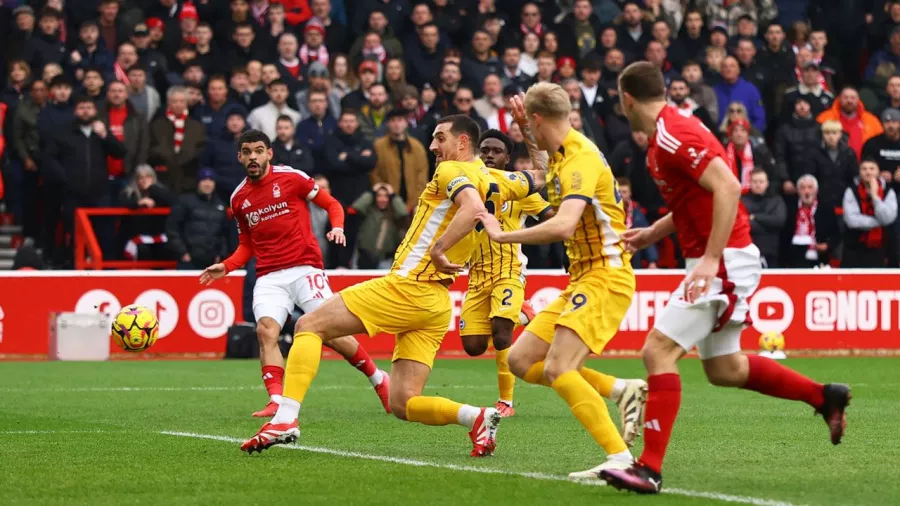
[160,431,799,506]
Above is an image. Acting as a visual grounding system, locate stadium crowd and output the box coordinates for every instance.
[0,0,899,270]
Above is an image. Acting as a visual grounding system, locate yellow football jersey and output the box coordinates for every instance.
[468,169,551,290]
[391,159,533,282]
[547,129,630,279]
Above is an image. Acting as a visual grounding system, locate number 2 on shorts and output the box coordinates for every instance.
[501,288,513,306]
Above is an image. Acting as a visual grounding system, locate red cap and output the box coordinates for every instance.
[557,56,576,69]
[728,117,751,136]
[180,3,199,21]
[146,17,164,30]
[358,60,379,74]
[304,18,325,35]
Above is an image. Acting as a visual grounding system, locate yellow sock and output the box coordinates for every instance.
[551,370,628,455]
[495,348,515,402]
[405,396,466,426]
[283,332,323,402]
[522,360,551,386]
[580,367,617,399]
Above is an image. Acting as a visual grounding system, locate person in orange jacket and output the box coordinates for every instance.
[817,87,883,161]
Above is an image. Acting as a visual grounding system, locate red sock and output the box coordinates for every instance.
[638,373,682,474]
[261,365,284,399]
[348,345,378,378]
[743,355,824,409]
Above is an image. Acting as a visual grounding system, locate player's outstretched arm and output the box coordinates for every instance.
[430,186,486,274]
[622,213,675,252]
[310,187,347,246]
[479,197,585,245]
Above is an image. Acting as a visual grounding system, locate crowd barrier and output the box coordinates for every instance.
[1,269,898,359]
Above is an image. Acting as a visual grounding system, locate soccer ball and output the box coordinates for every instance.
[111,304,159,352]
[758,331,785,353]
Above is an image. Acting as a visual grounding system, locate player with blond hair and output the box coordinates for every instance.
[478,82,648,482]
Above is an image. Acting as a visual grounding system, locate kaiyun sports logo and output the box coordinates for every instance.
[246,202,289,228]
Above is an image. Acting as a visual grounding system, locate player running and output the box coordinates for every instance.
[460,129,551,417]
[477,83,648,482]
[239,115,544,456]
[600,62,851,494]
[200,130,391,417]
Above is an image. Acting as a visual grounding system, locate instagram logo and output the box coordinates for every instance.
[188,290,235,339]
[806,291,837,331]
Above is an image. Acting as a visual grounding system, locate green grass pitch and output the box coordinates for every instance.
[0,357,895,506]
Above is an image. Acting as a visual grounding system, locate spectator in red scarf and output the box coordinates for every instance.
[817,87,883,160]
[148,86,207,194]
[725,118,782,195]
[842,159,898,267]
[789,174,829,267]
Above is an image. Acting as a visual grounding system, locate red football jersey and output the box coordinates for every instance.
[230,165,324,276]
[647,106,752,258]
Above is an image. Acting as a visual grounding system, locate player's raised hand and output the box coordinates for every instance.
[432,251,464,274]
[508,93,528,128]
[327,228,346,246]
[476,212,504,242]
[683,255,717,303]
[621,228,653,252]
[199,263,227,285]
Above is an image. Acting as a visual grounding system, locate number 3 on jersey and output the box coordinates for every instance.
[475,182,502,232]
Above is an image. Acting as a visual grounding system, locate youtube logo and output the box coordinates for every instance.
[750,287,794,334]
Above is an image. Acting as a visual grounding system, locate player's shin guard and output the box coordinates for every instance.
[406,396,468,426]
[579,367,617,399]
[638,373,681,474]
[522,361,551,386]
[495,348,515,402]
[743,354,825,408]
[261,365,285,403]
[283,332,323,403]
[552,370,628,455]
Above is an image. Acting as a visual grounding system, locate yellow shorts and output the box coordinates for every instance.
[459,278,524,337]
[526,267,635,355]
[340,274,451,368]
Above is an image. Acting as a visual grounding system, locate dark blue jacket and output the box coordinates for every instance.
[37,102,74,170]
[295,115,337,174]
[627,203,659,269]
[71,42,115,82]
[200,131,246,203]
[713,77,766,131]
[865,49,900,80]
[191,101,248,139]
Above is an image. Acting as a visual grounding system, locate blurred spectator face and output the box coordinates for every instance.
[736,40,756,66]
[401,93,419,111]
[684,11,702,36]
[562,79,580,103]
[235,26,255,48]
[514,156,532,171]
[892,3,900,23]
[454,89,474,113]
[80,24,99,46]
[15,11,34,31]
[682,62,702,83]
[645,41,666,67]
[276,118,295,141]
[573,0,591,22]
[557,60,575,79]
[893,31,900,56]
[522,32,540,55]
[387,114,408,137]
[150,23,165,44]
[809,31,827,52]
[30,80,48,103]
[198,176,216,195]
[794,98,811,117]
[750,171,768,196]
[311,0,331,18]
[309,73,329,90]
[51,83,72,103]
[231,71,249,92]
[261,64,280,84]
[268,4,285,24]
[581,67,600,86]
[183,65,204,85]
[801,65,820,87]
[411,4,432,26]
[537,56,555,80]
[720,57,740,83]
[502,47,520,68]
[181,16,198,34]
[421,86,436,106]
[737,17,755,38]
[507,122,524,143]
[227,113,246,134]
[652,21,671,43]
[368,11,388,32]
[521,3,541,29]
[885,117,900,140]
[106,82,128,106]
[668,80,689,103]
[568,110,583,130]
[338,113,359,134]
[83,70,104,94]
[247,61,263,85]
[117,44,138,68]
[632,130,648,149]
[363,32,381,50]
[268,82,289,105]
[186,86,203,107]
[822,125,842,148]
[279,33,299,59]
[385,59,404,81]
[375,187,391,209]
[176,46,198,65]
[710,31,727,48]
[765,24,785,49]
[169,91,188,116]
[798,177,817,204]
[860,160,880,182]
[473,31,492,54]
[208,79,228,104]
[543,32,559,54]
[74,100,97,123]
[605,49,624,72]
[137,171,154,191]
[132,30,151,49]
[359,68,377,88]
[196,25,212,46]
[839,89,859,115]
[618,182,631,202]
[308,92,328,117]
[440,64,461,87]
[795,47,812,67]
[889,76,900,100]
[127,68,146,91]
[332,55,349,78]
[420,25,439,51]
[314,176,330,193]
[483,74,501,97]
[369,85,388,108]
[38,14,60,35]
[10,63,28,84]
[727,103,746,121]
[231,0,250,16]
[622,4,642,27]
[483,17,503,41]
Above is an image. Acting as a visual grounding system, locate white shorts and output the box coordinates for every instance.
[654,244,762,360]
[252,265,333,327]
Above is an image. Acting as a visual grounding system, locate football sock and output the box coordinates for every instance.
[282,332,322,403]
[261,365,284,403]
[346,344,383,386]
[551,370,628,456]
[495,348,515,402]
[522,361,551,386]
[271,397,301,424]
[743,354,825,408]
[405,396,469,426]
[638,373,682,474]
[578,367,617,399]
